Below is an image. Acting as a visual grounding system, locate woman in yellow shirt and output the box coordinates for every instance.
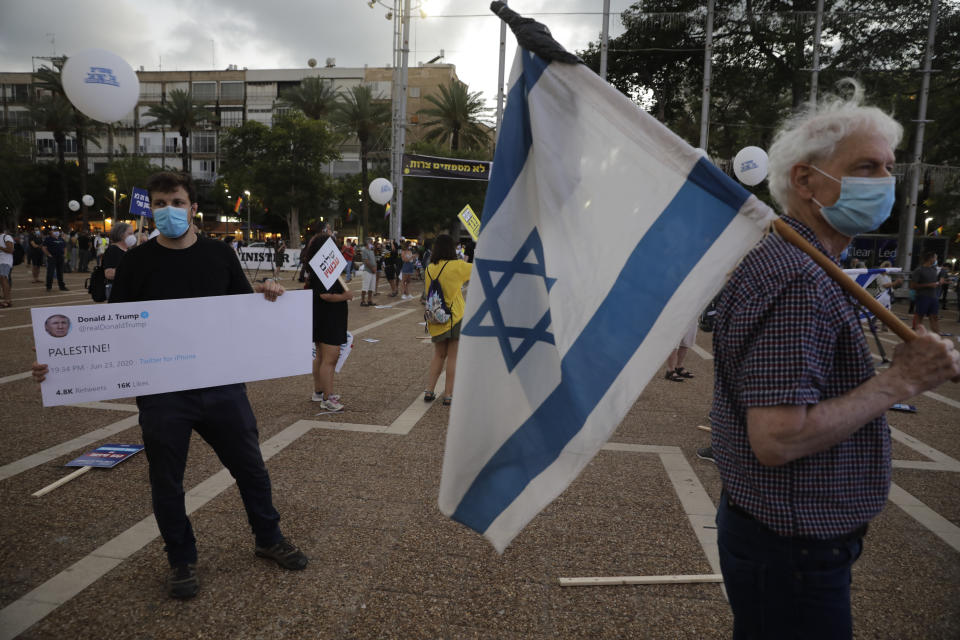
[423,234,471,406]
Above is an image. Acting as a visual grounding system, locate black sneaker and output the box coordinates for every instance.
[168,563,199,599]
[255,538,308,570]
[59,286,69,291]
[696,446,715,463]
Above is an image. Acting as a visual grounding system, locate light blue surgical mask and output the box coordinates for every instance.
[811,165,895,237]
[153,206,190,239]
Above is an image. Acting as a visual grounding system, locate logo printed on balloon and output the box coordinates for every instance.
[368,178,394,206]
[733,146,769,187]
[84,67,120,87]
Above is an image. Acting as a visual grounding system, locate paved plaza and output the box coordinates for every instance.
[0,269,958,639]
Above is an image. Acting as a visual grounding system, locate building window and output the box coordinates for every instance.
[139,82,162,100]
[220,82,244,101]
[164,82,188,99]
[37,137,77,154]
[6,110,31,129]
[220,108,243,128]
[409,87,421,98]
[247,82,277,99]
[2,84,31,102]
[193,132,216,153]
[192,82,217,102]
[165,138,180,154]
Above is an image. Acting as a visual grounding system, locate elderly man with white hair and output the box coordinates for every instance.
[709,81,960,639]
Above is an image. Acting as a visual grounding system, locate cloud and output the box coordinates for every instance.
[0,0,633,107]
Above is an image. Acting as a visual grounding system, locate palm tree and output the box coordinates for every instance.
[418,79,491,152]
[146,89,211,173]
[331,85,391,239]
[280,77,338,120]
[31,94,75,227]
[34,63,102,226]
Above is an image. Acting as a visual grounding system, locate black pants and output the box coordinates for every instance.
[45,256,65,289]
[717,492,864,640]
[137,384,283,566]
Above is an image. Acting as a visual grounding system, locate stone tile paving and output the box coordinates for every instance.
[1,273,958,638]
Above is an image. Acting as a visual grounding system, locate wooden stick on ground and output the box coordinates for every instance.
[559,574,724,587]
[32,466,92,497]
[696,425,712,433]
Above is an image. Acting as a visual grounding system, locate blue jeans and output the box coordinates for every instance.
[717,492,864,640]
[137,384,283,565]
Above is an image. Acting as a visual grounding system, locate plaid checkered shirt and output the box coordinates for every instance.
[710,216,891,539]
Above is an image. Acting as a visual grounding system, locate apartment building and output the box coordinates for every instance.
[0,62,461,183]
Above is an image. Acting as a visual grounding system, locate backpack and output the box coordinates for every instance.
[424,261,452,326]
[86,265,107,302]
[698,295,720,333]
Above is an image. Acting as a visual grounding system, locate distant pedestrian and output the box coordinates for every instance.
[77,229,92,272]
[0,226,15,307]
[273,237,286,278]
[42,227,68,291]
[422,234,472,406]
[910,252,944,334]
[304,232,352,411]
[400,242,416,299]
[360,237,377,306]
[28,230,44,282]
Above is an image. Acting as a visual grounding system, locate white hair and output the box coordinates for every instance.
[767,79,903,212]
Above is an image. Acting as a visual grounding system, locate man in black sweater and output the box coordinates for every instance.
[33,172,307,599]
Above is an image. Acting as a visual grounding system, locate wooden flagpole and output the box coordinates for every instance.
[773,218,916,343]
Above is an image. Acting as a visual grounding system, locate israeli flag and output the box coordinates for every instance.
[842,267,900,290]
[438,45,777,553]
[843,267,902,313]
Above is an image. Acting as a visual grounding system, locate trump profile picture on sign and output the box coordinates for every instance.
[44,314,71,338]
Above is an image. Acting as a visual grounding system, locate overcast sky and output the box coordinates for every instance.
[0,0,637,112]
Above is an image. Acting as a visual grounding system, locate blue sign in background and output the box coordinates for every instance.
[129,187,153,218]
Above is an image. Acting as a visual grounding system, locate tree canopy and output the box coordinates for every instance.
[578,0,960,242]
[145,89,212,173]
[331,85,391,240]
[280,77,339,120]
[219,113,340,248]
[417,79,492,152]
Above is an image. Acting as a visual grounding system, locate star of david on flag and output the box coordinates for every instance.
[438,5,776,553]
[463,229,557,372]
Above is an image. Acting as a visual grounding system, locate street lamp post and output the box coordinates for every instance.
[109,187,117,230]
[924,216,934,235]
[244,190,252,243]
[373,0,425,243]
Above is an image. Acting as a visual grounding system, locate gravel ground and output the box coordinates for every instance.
[0,271,957,639]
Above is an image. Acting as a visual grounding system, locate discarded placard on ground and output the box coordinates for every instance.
[33,443,144,497]
[890,403,917,413]
[65,443,144,468]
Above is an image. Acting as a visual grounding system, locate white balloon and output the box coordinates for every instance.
[733,146,769,186]
[68,200,80,212]
[368,178,394,206]
[61,49,139,123]
[82,194,94,207]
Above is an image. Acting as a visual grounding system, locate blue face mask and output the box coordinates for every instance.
[153,206,190,239]
[811,166,895,237]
